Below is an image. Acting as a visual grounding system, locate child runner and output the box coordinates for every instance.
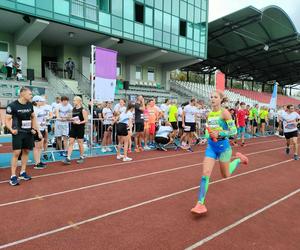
[191,91,249,215]
[235,102,247,146]
[282,104,299,160]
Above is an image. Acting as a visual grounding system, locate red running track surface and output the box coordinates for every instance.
[0,136,299,249]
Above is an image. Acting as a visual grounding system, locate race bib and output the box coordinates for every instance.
[285,123,296,129]
[72,116,80,122]
[21,120,31,129]
[184,126,191,132]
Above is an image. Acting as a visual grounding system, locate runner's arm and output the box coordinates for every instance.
[219,110,237,137]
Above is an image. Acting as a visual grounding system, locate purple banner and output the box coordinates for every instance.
[95,47,118,79]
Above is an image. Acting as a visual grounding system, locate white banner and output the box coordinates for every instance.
[94,77,116,102]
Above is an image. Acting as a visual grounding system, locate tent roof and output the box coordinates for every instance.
[184,6,300,85]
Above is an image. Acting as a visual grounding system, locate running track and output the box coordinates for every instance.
[0,136,299,249]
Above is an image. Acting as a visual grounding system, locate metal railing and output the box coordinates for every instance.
[45,62,76,103]
[70,0,98,22]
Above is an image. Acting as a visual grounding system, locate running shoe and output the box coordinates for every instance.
[34,163,46,170]
[9,176,19,186]
[123,157,132,162]
[63,158,71,165]
[76,157,84,164]
[19,172,31,181]
[191,202,207,215]
[106,147,113,152]
[40,162,47,167]
[144,146,151,150]
[294,155,299,161]
[236,152,249,165]
[286,147,290,155]
[134,148,140,153]
[43,154,49,160]
[139,147,144,151]
[186,147,193,152]
[101,148,107,153]
[241,142,245,147]
[117,155,124,160]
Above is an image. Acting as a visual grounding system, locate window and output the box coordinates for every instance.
[0,42,9,62]
[136,65,142,80]
[111,0,122,16]
[135,3,144,24]
[147,67,155,81]
[99,0,110,12]
[145,6,153,26]
[180,20,187,37]
[117,62,121,76]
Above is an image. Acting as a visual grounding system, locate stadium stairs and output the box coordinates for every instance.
[230,88,300,106]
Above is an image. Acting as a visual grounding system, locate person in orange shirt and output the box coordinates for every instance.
[147,99,161,146]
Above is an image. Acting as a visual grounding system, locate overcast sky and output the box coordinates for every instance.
[209,0,300,31]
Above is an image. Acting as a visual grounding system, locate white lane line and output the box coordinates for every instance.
[0,158,294,249]
[0,145,287,207]
[185,187,300,250]
[0,163,201,207]
[0,138,284,184]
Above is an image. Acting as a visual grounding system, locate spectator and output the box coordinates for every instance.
[55,96,73,156]
[15,57,23,81]
[134,96,145,152]
[160,99,170,122]
[65,57,75,79]
[5,55,14,79]
[101,102,114,152]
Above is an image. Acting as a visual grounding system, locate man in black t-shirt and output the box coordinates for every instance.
[134,95,145,152]
[5,87,41,186]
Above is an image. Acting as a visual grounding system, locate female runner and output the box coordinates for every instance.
[191,91,249,214]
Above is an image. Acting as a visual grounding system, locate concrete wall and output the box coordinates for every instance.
[28,39,42,78]
[0,32,15,65]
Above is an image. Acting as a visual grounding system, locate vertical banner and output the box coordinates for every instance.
[269,81,278,110]
[215,70,225,92]
[94,47,118,102]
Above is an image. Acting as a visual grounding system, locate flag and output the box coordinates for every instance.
[94,47,118,102]
[215,70,225,92]
[269,82,277,110]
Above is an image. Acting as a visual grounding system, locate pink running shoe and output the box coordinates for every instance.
[191,202,207,215]
[236,152,249,165]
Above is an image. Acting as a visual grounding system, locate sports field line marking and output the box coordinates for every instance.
[0,145,287,208]
[185,187,300,250]
[0,158,294,249]
[0,138,283,184]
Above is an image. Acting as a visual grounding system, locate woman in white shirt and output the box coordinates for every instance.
[5,55,14,79]
[116,102,135,162]
[101,102,114,152]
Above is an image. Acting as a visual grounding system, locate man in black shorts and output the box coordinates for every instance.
[281,105,300,160]
[182,98,199,151]
[134,95,145,152]
[5,87,42,186]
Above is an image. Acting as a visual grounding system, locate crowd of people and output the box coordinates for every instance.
[3,87,300,187]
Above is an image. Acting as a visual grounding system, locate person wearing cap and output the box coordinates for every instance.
[32,95,50,169]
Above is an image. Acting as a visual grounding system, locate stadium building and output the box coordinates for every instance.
[0,0,208,105]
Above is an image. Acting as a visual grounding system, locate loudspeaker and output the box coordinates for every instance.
[27,69,35,81]
[123,81,129,90]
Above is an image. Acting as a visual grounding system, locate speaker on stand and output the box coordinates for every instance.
[123,80,129,99]
[27,69,35,86]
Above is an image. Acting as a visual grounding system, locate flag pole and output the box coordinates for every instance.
[90,45,95,155]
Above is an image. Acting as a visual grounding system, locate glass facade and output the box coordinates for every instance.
[0,0,208,58]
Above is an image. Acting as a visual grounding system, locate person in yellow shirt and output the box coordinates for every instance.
[168,100,178,135]
[259,106,268,136]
